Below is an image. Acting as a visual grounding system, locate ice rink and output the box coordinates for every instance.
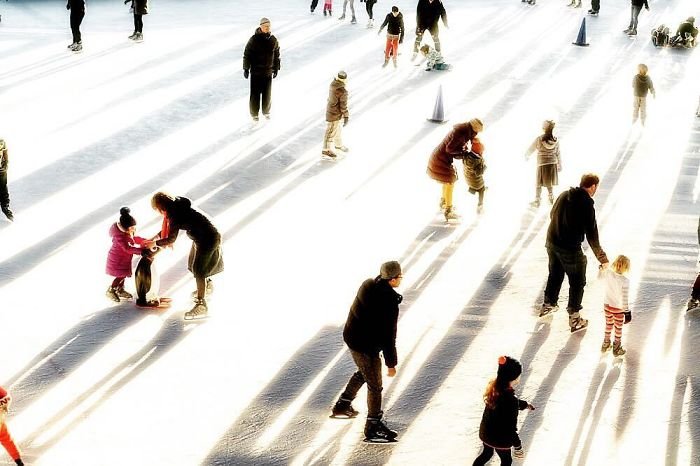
[1,0,699,464]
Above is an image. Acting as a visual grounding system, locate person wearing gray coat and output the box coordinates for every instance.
[525,120,561,208]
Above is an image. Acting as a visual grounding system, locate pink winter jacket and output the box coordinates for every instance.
[105,222,145,278]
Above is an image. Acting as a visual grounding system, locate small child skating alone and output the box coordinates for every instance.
[472,356,534,466]
[378,6,405,68]
[463,137,487,214]
[632,63,655,126]
[0,137,13,221]
[105,207,146,302]
[599,255,632,356]
[420,44,449,71]
[0,387,25,466]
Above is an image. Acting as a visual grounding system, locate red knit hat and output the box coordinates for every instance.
[0,386,7,400]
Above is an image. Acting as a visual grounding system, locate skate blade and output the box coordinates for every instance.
[136,302,171,309]
[329,414,358,419]
[363,438,398,444]
[570,324,588,334]
[183,314,209,321]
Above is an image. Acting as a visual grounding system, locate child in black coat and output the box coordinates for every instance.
[472,356,534,466]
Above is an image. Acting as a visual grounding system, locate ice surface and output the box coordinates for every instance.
[0,0,699,465]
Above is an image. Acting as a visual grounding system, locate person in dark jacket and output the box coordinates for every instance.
[427,118,483,221]
[632,63,655,126]
[623,0,649,36]
[671,16,698,47]
[472,356,534,466]
[124,0,148,41]
[0,138,12,221]
[413,0,448,59]
[144,192,224,320]
[378,6,405,68]
[322,71,350,158]
[66,0,86,52]
[540,173,609,333]
[243,18,281,122]
[332,261,403,443]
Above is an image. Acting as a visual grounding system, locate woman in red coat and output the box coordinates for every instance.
[426,118,483,220]
[105,207,146,302]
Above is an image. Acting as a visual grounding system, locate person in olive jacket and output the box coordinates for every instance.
[472,356,534,466]
[66,0,86,51]
[322,71,350,158]
[413,0,448,59]
[332,261,403,443]
[243,17,281,122]
[124,0,148,41]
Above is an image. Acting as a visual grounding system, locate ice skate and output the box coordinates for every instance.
[444,206,459,222]
[70,42,83,52]
[393,59,397,69]
[687,298,700,312]
[330,399,359,419]
[627,29,637,36]
[623,28,632,34]
[538,302,558,317]
[566,0,575,6]
[439,197,446,211]
[335,145,349,152]
[322,150,338,159]
[128,32,138,40]
[601,340,611,352]
[612,342,626,357]
[115,287,133,300]
[323,9,327,16]
[67,42,77,49]
[548,193,554,205]
[264,114,271,120]
[351,16,357,24]
[134,33,143,42]
[529,199,540,208]
[364,417,398,443]
[569,313,588,333]
[383,58,389,68]
[184,298,208,320]
[106,287,120,303]
[476,204,484,215]
[338,14,345,20]
[2,207,13,221]
[411,51,418,61]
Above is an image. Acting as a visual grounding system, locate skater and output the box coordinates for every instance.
[413,0,448,59]
[331,261,403,443]
[472,356,535,466]
[588,0,600,15]
[66,0,85,52]
[599,255,631,357]
[310,0,319,13]
[105,207,147,303]
[124,0,147,41]
[420,44,449,70]
[540,173,609,333]
[243,17,281,122]
[144,193,224,320]
[378,6,405,68]
[338,0,356,23]
[362,0,377,28]
[623,0,649,36]
[687,216,700,311]
[427,118,483,221]
[0,387,25,466]
[322,71,350,159]
[632,63,655,126]
[324,0,333,16]
[462,137,487,214]
[670,17,698,48]
[567,0,582,9]
[524,119,561,208]
[0,137,12,221]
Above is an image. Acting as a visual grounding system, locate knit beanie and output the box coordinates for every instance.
[380,261,402,280]
[336,70,348,82]
[0,386,6,401]
[119,207,137,229]
[496,356,522,383]
[260,17,271,26]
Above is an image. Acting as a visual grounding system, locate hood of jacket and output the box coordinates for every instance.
[330,78,346,91]
[255,27,271,38]
[540,137,557,151]
[109,222,128,238]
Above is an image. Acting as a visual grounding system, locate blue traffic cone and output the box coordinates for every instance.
[572,17,590,46]
[428,85,446,123]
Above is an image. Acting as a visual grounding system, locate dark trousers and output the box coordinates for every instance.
[0,171,9,210]
[414,26,441,52]
[628,5,642,31]
[341,350,383,418]
[133,14,143,33]
[310,0,319,11]
[365,0,376,19]
[70,9,85,43]
[249,74,272,118]
[544,246,587,313]
[472,444,512,466]
[591,0,600,11]
[692,273,700,300]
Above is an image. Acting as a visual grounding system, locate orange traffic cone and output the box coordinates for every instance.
[572,17,590,46]
[428,85,446,123]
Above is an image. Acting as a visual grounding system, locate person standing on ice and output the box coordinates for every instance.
[331,261,403,443]
[322,71,350,159]
[144,192,224,320]
[0,387,25,466]
[471,356,534,466]
[378,6,405,68]
[0,138,13,221]
[539,173,609,333]
[524,120,561,208]
[243,17,281,122]
[427,118,483,221]
[623,0,649,36]
[362,0,378,28]
[338,0,357,23]
[66,0,85,52]
[599,255,632,357]
[124,0,147,42]
[105,207,146,303]
[632,63,655,126]
[413,0,448,60]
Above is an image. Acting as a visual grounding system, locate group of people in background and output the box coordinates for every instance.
[65,0,148,52]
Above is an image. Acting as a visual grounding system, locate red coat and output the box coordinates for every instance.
[105,223,145,278]
[427,122,479,184]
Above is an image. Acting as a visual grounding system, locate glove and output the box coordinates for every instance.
[124,0,130,4]
[273,70,278,79]
[343,116,349,126]
[243,69,249,79]
[513,446,524,459]
[624,311,632,324]
[399,38,404,44]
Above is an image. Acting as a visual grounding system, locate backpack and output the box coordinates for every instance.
[651,25,670,47]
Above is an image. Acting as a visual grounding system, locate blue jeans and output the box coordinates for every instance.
[628,5,642,31]
[544,246,587,313]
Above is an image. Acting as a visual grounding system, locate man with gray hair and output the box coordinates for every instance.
[331,261,403,443]
[243,17,280,122]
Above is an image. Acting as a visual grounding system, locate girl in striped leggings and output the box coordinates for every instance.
[600,255,632,356]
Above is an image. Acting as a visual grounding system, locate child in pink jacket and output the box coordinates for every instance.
[0,387,24,466]
[105,207,146,302]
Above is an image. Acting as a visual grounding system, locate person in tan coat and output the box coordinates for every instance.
[322,71,350,159]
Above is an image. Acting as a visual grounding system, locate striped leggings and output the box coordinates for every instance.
[604,305,624,343]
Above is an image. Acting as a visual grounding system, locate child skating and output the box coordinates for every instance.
[463,137,487,214]
[324,0,333,16]
[0,387,25,466]
[632,63,655,126]
[105,207,146,302]
[472,356,534,466]
[378,6,405,68]
[124,0,148,42]
[599,255,631,356]
[524,119,561,208]
[420,44,449,70]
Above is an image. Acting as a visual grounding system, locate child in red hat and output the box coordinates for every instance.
[0,387,24,466]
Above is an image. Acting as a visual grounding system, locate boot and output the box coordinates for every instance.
[184,298,208,320]
[2,207,13,221]
[476,204,484,215]
[601,339,611,352]
[364,415,398,442]
[393,58,397,68]
[538,302,558,317]
[574,0,582,7]
[687,298,700,311]
[115,287,133,300]
[106,287,120,303]
[134,32,144,42]
[382,57,389,68]
[439,197,446,211]
[351,16,357,24]
[548,193,554,204]
[530,199,540,208]
[567,0,575,5]
[444,206,459,221]
[331,398,359,418]
[128,31,138,40]
[569,312,589,333]
[612,342,626,356]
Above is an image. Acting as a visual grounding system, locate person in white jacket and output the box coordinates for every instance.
[599,255,631,356]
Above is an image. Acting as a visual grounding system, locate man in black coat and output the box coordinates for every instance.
[540,173,608,333]
[413,0,448,59]
[332,261,403,443]
[623,0,649,36]
[243,18,281,122]
[66,0,86,51]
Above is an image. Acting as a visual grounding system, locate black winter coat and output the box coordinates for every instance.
[631,0,649,8]
[126,0,148,15]
[547,187,608,263]
[478,389,530,449]
[416,0,447,32]
[155,197,220,249]
[379,13,405,42]
[343,277,402,368]
[67,0,85,11]
[243,28,281,78]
